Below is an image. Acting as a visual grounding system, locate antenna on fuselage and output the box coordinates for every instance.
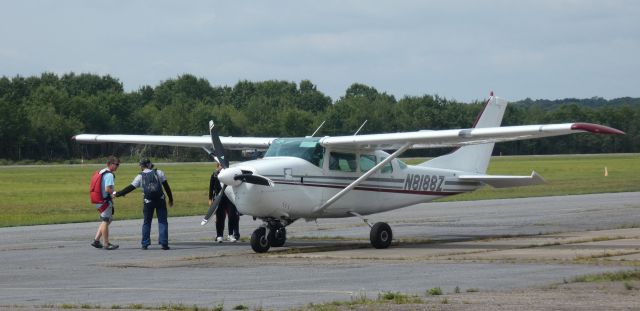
[309,121,326,137]
[353,120,368,136]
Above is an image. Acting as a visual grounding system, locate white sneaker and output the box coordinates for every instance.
[228,235,237,242]
[216,236,223,243]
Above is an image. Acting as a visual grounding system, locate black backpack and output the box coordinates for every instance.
[141,169,163,200]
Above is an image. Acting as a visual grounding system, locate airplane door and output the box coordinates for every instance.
[321,151,388,214]
[321,151,361,213]
[358,153,384,210]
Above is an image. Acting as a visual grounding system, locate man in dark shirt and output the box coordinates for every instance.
[115,159,174,250]
[208,163,240,243]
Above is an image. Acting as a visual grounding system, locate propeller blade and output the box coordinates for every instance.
[201,185,227,225]
[234,173,274,187]
[209,120,228,168]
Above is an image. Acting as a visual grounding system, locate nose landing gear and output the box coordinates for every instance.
[250,218,291,253]
[250,227,270,253]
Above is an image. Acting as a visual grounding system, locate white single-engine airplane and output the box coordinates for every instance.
[74,95,624,253]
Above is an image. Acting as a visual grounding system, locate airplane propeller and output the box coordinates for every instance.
[201,121,229,225]
[208,120,228,169]
[201,121,273,226]
[201,184,227,225]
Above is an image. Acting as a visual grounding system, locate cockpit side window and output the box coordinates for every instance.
[329,152,356,172]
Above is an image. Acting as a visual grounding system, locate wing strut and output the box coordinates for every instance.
[312,142,412,214]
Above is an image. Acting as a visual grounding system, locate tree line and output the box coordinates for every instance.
[0,73,637,162]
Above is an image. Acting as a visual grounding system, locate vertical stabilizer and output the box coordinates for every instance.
[421,96,508,174]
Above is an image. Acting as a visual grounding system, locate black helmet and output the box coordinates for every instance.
[139,158,153,168]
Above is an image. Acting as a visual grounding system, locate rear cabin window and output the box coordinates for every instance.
[360,154,376,172]
[359,154,394,173]
[329,152,356,172]
[380,157,393,173]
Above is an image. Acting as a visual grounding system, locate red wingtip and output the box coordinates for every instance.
[571,123,625,135]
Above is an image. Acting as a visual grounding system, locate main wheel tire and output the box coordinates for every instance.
[268,227,287,247]
[370,222,392,249]
[250,227,270,253]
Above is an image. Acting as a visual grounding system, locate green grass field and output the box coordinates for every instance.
[1,154,638,228]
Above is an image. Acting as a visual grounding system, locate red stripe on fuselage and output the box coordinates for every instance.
[273,181,464,196]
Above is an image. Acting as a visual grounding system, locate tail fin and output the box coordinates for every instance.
[421,96,508,174]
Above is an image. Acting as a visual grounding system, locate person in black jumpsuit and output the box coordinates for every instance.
[208,163,240,242]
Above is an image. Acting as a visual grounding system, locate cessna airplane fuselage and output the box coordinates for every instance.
[74,95,623,253]
[226,146,472,219]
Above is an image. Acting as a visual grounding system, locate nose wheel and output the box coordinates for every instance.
[269,227,287,247]
[250,219,289,253]
[250,227,270,253]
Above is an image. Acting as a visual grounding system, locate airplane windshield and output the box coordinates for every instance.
[264,137,324,167]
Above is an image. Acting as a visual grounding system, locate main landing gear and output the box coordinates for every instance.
[350,212,393,249]
[250,218,291,253]
[369,222,393,249]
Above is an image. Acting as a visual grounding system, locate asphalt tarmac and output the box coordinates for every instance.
[1,192,639,310]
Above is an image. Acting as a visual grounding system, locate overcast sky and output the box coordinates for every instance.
[1,1,638,103]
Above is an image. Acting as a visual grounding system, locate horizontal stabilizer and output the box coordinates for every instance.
[458,171,545,188]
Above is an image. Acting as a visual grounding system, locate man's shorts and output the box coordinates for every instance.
[100,204,113,222]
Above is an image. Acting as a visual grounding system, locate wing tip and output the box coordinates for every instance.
[72,134,100,143]
[571,123,625,135]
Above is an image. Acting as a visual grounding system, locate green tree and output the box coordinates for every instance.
[0,97,29,159]
[23,103,82,159]
[295,80,332,113]
[153,74,215,109]
[280,108,314,136]
[60,72,123,96]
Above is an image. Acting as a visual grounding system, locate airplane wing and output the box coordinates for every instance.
[74,123,623,152]
[319,123,624,151]
[73,134,275,150]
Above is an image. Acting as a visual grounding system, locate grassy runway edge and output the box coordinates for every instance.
[1,153,638,227]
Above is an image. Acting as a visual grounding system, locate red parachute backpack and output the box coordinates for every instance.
[89,169,112,204]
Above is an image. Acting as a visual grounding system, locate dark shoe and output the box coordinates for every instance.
[91,240,103,249]
[104,243,119,250]
[161,244,170,250]
[141,245,148,250]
